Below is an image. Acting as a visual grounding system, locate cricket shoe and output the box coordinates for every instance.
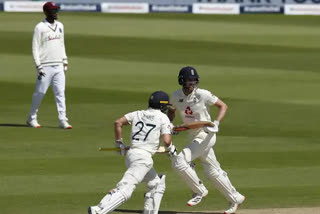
[26,119,41,128]
[59,120,72,129]
[224,194,245,214]
[88,206,101,214]
[187,189,208,206]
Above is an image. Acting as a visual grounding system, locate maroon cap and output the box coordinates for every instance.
[43,2,60,12]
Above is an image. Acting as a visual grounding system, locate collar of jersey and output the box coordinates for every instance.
[181,88,197,102]
[43,19,57,32]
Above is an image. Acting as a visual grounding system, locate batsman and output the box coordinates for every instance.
[88,91,177,214]
[168,66,245,214]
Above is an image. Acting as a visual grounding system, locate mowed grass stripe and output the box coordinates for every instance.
[2,134,319,159]
[0,186,319,213]
[0,81,149,104]
[1,81,320,138]
[1,167,320,191]
[1,150,319,176]
[1,31,320,72]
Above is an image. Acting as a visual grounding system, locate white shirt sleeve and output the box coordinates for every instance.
[160,115,171,135]
[32,25,41,68]
[124,111,135,125]
[203,89,218,106]
[61,23,68,64]
[169,92,177,108]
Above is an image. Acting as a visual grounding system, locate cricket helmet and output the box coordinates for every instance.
[148,91,170,113]
[43,2,60,12]
[178,66,199,86]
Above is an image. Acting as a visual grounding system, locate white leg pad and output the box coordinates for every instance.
[211,170,238,203]
[201,148,239,203]
[171,155,207,195]
[98,182,136,214]
[143,175,166,214]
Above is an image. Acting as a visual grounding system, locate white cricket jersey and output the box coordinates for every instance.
[170,88,218,140]
[125,108,171,155]
[32,19,67,68]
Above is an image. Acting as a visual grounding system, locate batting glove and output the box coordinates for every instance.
[115,139,127,156]
[167,144,177,158]
[37,67,46,80]
[64,65,68,72]
[170,123,179,135]
[205,120,220,133]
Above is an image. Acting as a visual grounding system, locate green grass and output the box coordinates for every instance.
[0,12,320,213]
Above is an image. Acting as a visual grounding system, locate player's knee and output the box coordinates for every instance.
[171,155,189,171]
[204,166,223,179]
[33,91,46,97]
[116,182,136,200]
[54,90,65,97]
[146,174,166,195]
[146,175,161,190]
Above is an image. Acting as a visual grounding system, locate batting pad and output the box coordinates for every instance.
[172,155,207,195]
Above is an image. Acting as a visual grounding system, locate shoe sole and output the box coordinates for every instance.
[224,195,246,214]
[26,122,41,128]
[60,126,72,129]
[187,192,208,207]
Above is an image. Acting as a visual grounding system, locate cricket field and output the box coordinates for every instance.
[0,12,320,214]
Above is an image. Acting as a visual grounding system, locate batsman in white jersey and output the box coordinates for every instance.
[26,2,71,129]
[168,66,245,214]
[88,91,177,214]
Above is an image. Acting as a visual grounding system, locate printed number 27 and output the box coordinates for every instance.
[132,121,156,141]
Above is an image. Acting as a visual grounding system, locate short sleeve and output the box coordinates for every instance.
[169,93,176,108]
[202,89,218,106]
[160,114,171,135]
[124,111,135,125]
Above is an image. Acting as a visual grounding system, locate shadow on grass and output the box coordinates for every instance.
[0,123,29,127]
[115,209,221,214]
[0,124,61,129]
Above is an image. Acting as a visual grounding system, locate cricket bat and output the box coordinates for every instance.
[173,121,214,132]
[99,146,168,154]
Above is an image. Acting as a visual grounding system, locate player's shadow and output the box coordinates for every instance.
[0,124,60,129]
[115,209,221,214]
[0,123,29,127]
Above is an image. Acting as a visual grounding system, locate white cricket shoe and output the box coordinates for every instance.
[88,206,101,214]
[26,119,41,128]
[224,194,245,214]
[187,189,208,206]
[59,120,72,129]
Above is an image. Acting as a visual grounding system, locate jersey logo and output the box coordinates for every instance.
[185,106,193,115]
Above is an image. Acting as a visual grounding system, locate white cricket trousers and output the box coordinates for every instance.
[120,148,158,186]
[97,149,162,213]
[180,133,240,203]
[28,64,68,121]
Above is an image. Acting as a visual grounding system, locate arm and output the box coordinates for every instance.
[213,98,228,123]
[162,134,172,148]
[167,106,176,122]
[114,116,129,141]
[162,133,177,157]
[61,24,68,71]
[32,26,41,70]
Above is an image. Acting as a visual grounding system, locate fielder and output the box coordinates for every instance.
[26,2,71,129]
[88,91,177,214]
[168,66,245,214]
